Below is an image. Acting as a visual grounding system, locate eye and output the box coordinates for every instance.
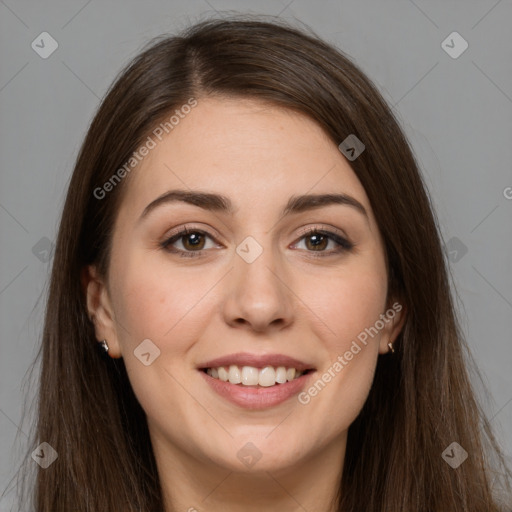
[160,225,353,258]
[292,227,353,256]
[160,227,219,258]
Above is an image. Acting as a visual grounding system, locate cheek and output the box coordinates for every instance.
[110,249,215,346]
[306,258,388,355]
[108,250,214,417]
[295,256,387,413]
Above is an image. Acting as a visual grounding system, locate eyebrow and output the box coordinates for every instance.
[139,189,368,221]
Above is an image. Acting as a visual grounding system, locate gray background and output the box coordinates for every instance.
[1,0,511,509]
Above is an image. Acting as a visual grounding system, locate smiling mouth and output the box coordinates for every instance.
[201,365,314,387]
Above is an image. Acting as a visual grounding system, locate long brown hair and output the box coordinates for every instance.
[11,14,512,511]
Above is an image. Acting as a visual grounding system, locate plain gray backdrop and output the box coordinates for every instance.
[1,0,511,509]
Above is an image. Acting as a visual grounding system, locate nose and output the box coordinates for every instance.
[222,242,294,334]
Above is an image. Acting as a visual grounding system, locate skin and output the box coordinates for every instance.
[85,97,405,512]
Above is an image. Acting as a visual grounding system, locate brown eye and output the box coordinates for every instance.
[304,233,329,251]
[293,228,353,256]
[181,232,206,251]
[161,228,218,257]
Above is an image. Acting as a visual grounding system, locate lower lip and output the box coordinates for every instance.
[199,370,314,410]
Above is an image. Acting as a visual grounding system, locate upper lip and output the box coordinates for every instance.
[198,352,315,372]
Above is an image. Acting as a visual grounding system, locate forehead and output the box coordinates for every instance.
[117,97,372,221]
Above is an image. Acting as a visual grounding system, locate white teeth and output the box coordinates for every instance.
[241,366,259,386]
[228,365,242,384]
[259,366,276,387]
[206,365,306,387]
[275,366,287,384]
[218,367,229,382]
[286,368,296,381]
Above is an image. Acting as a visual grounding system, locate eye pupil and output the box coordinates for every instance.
[306,233,328,251]
[183,232,205,250]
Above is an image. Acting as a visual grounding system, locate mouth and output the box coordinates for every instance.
[200,365,314,387]
[197,353,316,409]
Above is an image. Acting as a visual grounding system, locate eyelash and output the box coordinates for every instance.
[160,225,354,259]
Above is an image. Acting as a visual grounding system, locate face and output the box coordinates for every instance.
[86,97,404,477]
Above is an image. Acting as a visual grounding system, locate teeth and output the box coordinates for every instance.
[228,365,241,384]
[218,367,229,382]
[241,366,259,386]
[276,366,287,384]
[259,366,276,387]
[206,365,305,387]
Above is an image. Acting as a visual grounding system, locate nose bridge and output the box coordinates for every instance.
[223,233,294,331]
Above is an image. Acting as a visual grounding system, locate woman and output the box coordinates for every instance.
[16,15,512,511]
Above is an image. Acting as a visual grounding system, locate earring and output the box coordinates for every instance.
[99,340,109,353]
[387,342,395,353]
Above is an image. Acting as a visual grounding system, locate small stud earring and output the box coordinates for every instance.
[99,340,109,353]
[387,342,395,353]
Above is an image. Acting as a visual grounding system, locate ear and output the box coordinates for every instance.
[81,265,122,358]
[378,299,407,355]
